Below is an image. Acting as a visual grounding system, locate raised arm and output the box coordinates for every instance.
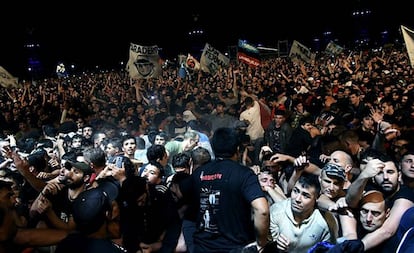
[345,159,383,208]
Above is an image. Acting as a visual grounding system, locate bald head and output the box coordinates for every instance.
[330,150,353,170]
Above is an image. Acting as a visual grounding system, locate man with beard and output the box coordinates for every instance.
[360,149,414,252]
[30,161,93,231]
[0,180,69,253]
[346,153,400,209]
[344,151,414,252]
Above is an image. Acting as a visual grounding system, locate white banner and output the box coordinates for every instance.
[289,40,315,64]
[126,43,161,79]
[200,43,230,75]
[325,41,344,56]
[401,25,414,68]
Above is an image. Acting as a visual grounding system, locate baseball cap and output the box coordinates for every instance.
[66,161,93,176]
[323,163,346,182]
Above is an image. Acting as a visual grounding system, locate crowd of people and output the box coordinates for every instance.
[0,43,414,253]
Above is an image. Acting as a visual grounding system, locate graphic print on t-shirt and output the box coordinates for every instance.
[199,187,221,234]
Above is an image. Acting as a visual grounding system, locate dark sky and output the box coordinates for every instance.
[0,1,412,78]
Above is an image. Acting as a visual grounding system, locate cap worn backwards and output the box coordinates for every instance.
[323,163,346,182]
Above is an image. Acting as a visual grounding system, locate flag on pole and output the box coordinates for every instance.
[126,43,161,79]
[401,25,414,68]
[0,66,19,89]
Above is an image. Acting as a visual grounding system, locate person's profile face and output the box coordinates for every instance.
[400,154,414,179]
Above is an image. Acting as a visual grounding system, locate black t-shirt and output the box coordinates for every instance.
[190,159,265,252]
[380,185,414,252]
[47,187,73,224]
[120,183,168,253]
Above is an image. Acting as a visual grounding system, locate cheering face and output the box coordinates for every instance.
[359,201,388,232]
[57,162,70,183]
[122,138,136,157]
[141,164,162,185]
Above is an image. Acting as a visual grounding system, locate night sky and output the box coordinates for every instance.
[0,0,412,78]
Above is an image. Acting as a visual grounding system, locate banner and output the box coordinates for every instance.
[289,40,315,64]
[237,39,260,67]
[325,41,344,56]
[401,25,414,68]
[56,63,68,78]
[126,43,161,79]
[0,66,19,89]
[200,43,230,75]
[238,39,260,54]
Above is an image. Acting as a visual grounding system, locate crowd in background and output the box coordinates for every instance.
[0,43,414,253]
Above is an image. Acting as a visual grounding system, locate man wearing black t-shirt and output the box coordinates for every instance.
[190,127,269,252]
